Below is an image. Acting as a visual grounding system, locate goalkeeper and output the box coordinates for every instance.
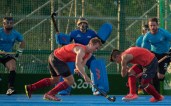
[56,17,109,96]
[0,16,25,95]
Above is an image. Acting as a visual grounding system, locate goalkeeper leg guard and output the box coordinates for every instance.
[90,59,109,95]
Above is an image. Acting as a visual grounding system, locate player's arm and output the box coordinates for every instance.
[136,36,142,47]
[16,31,25,49]
[15,32,25,57]
[73,46,91,83]
[19,41,25,49]
[121,54,133,77]
[15,40,25,58]
[82,53,92,66]
[163,29,171,41]
[74,53,91,75]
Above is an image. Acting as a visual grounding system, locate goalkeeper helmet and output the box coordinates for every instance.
[77,17,88,26]
[77,17,88,32]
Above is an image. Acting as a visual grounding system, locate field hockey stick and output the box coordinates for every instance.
[51,12,59,34]
[51,12,71,46]
[158,55,170,63]
[136,54,170,78]
[90,82,116,102]
[0,52,16,55]
[75,69,116,102]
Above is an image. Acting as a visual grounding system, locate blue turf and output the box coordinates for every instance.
[0,94,171,106]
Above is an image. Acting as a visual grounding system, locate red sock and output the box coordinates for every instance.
[47,81,69,95]
[128,76,136,94]
[31,78,51,91]
[144,84,161,99]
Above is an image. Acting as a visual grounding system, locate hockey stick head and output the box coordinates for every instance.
[92,83,116,102]
[106,95,116,102]
[51,12,57,16]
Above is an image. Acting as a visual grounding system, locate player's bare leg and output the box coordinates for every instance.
[6,59,16,95]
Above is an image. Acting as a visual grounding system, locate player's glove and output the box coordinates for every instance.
[15,48,23,58]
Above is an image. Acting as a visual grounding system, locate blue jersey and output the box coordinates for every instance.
[142,28,171,54]
[0,28,24,52]
[136,35,143,47]
[69,29,97,45]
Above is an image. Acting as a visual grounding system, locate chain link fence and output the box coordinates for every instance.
[0,0,170,74]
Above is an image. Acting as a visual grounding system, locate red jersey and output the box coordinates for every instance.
[54,43,90,62]
[122,47,155,66]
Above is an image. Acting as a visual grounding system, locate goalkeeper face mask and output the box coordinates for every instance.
[77,17,88,33]
[78,22,88,33]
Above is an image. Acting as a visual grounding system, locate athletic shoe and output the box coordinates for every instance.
[25,85,32,98]
[122,93,138,102]
[138,88,144,95]
[150,95,164,102]
[6,87,15,95]
[43,93,61,101]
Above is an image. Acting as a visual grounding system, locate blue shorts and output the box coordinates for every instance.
[142,57,158,79]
